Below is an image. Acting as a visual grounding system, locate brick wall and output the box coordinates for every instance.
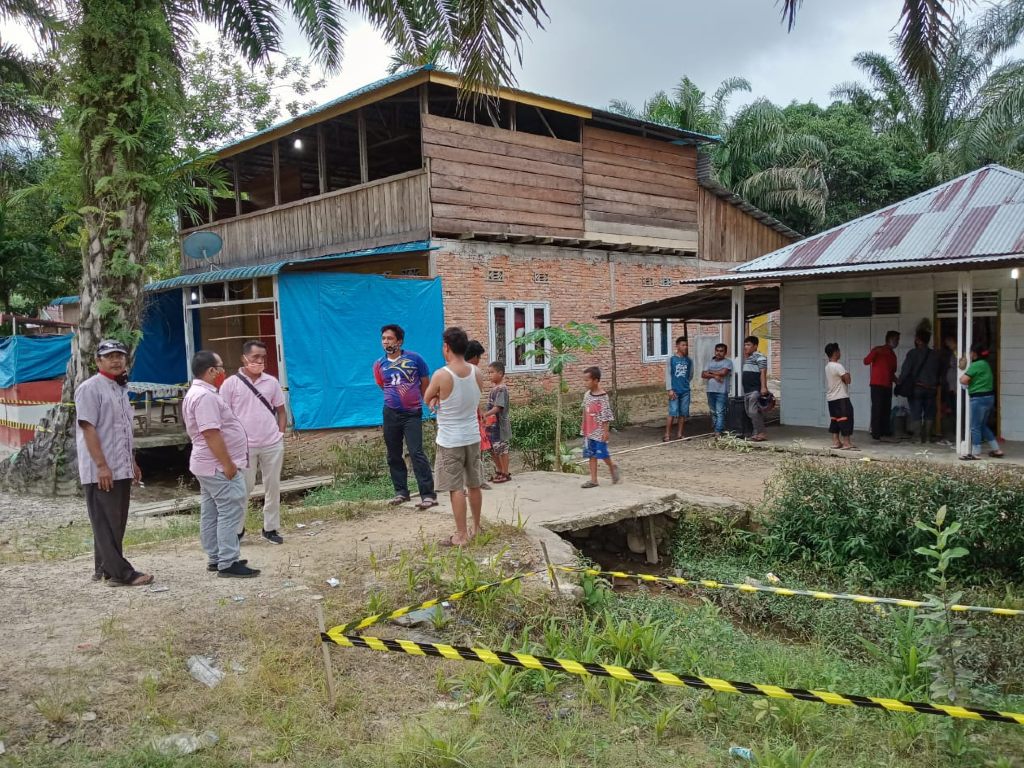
[433,240,737,399]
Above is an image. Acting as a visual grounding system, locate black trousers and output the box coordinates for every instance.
[869,384,893,438]
[84,478,135,581]
[382,407,435,500]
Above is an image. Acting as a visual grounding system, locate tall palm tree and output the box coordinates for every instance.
[779,0,957,83]
[832,4,1024,182]
[610,77,827,228]
[2,0,547,492]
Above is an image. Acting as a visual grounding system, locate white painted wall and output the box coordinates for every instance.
[778,268,1024,440]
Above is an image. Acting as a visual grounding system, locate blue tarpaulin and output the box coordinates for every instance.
[132,290,188,385]
[0,334,73,388]
[278,272,444,429]
[0,291,187,388]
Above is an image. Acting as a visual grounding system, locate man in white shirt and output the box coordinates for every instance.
[824,342,857,450]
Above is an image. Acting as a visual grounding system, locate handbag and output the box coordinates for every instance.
[235,372,277,416]
[895,350,930,398]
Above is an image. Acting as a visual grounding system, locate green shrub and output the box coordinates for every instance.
[759,460,1024,587]
[509,401,582,471]
[328,440,387,481]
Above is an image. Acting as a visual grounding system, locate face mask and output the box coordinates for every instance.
[213,371,226,389]
[244,356,265,375]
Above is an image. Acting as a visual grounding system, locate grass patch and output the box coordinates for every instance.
[303,475,403,507]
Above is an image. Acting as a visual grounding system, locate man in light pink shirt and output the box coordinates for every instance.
[219,340,288,544]
[182,350,260,578]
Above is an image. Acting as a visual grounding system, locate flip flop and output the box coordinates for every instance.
[989,451,1005,458]
[960,454,979,461]
[439,535,467,548]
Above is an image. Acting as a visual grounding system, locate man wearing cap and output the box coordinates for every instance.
[182,350,260,578]
[74,339,153,586]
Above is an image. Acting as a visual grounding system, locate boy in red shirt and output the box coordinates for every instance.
[580,366,621,489]
[863,330,899,441]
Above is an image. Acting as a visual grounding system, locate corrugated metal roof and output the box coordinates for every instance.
[683,251,1023,285]
[729,165,1024,277]
[52,240,435,304]
[212,65,720,158]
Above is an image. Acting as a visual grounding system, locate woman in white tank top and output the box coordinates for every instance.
[436,365,481,448]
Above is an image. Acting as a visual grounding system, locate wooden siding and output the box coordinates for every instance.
[697,187,794,263]
[582,126,699,249]
[422,113,585,238]
[180,171,430,272]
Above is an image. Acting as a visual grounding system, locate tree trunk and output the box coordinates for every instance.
[554,374,563,472]
[1,0,166,495]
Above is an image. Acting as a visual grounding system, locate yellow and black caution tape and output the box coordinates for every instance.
[0,398,74,407]
[0,417,51,432]
[560,567,1024,617]
[321,632,1024,725]
[324,572,535,639]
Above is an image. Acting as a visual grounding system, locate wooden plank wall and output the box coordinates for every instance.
[422,114,585,238]
[581,126,699,249]
[181,171,430,271]
[697,187,795,263]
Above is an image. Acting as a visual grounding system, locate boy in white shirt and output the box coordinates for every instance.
[824,342,857,450]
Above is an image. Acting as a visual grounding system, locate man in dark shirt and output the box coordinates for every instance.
[899,330,941,444]
[373,324,437,509]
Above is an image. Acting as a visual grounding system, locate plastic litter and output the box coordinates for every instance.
[392,605,444,627]
[79,711,97,722]
[296,523,307,529]
[729,746,755,761]
[186,656,224,688]
[0,740,6,755]
[231,595,245,603]
[326,577,340,588]
[151,731,219,756]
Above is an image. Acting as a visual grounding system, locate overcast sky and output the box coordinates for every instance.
[3,1,991,118]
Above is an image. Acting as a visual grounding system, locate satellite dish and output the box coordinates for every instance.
[182,231,223,271]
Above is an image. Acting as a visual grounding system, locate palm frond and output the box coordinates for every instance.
[778,0,800,31]
[897,0,953,83]
[284,0,347,71]
[195,0,284,66]
[737,164,828,222]
[606,99,639,119]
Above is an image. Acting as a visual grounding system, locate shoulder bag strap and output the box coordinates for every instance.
[235,372,277,416]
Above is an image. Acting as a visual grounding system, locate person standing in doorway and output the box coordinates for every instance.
[75,339,153,586]
[742,336,769,442]
[899,330,941,444]
[183,350,260,577]
[702,343,732,437]
[219,340,287,545]
[863,330,899,441]
[423,327,486,546]
[374,324,437,509]
[959,343,1003,460]
[663,336,693,442]
[825,342,857,450]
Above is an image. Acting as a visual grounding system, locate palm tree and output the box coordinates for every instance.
[780,0,957,83]
[832,4,1024,182]
[610,77,827,228]
[2,0,547,493]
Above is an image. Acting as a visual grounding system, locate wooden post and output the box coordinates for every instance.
[357,110,368,184]
[315,603,338,710]
[272,141,281,207]
[317,125,327,195]
[232,158,241,218]
[609,319,619,417]
[539,540,560,595]
[643,517,659,565]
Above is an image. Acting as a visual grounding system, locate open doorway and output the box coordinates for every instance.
[935,291,1000,439]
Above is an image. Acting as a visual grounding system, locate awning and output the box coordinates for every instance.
[599,286,780,323]
[147,239,435,292]
[51,240,436,304]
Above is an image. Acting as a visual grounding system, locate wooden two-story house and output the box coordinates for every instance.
[158,66,797,431]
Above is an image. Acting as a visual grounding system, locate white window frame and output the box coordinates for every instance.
[641,318,672,363]
[488,300,550,373]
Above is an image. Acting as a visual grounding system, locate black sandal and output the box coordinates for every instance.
[959,454,979,461]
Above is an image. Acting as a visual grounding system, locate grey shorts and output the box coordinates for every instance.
[434,443,483,492]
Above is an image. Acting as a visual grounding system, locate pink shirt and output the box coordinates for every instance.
[182,379,250,477]
[218,370,286,449]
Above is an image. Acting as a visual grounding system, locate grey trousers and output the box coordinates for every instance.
[744,391,766,435]
[85,478,135,582]
[197,471,247,570]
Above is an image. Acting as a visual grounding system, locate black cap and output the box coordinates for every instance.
[96,339,129,357]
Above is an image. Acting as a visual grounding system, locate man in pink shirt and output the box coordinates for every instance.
[219,340,288,544]
[182,350,260,578]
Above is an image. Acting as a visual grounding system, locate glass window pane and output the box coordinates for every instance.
[659,320,669,357]
[645,321,655,358]
[492,306,507,364]
[514,306,526,366]
[533,307,546,365]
